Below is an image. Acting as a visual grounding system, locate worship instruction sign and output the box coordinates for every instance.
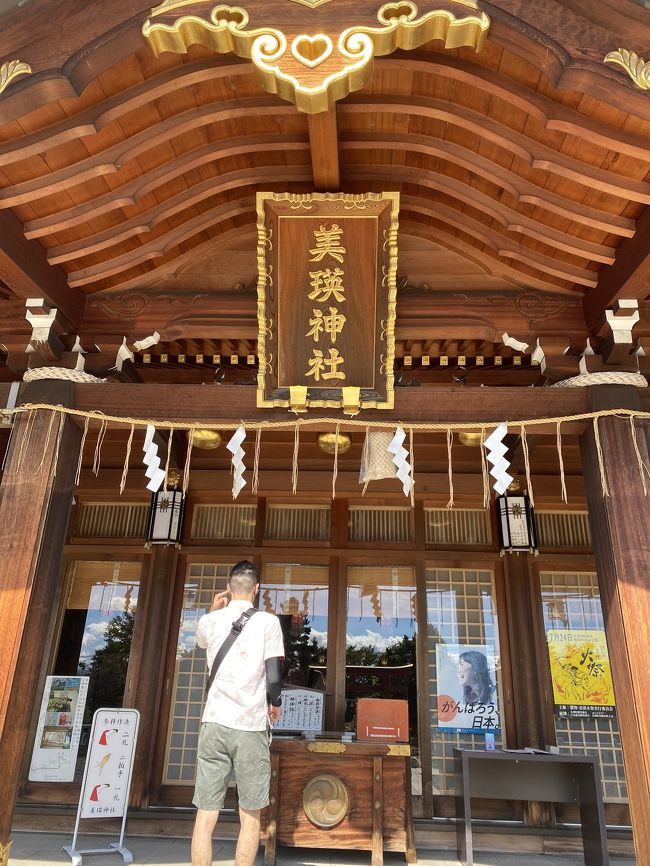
[80,708,140,818]
[256,192,399,413]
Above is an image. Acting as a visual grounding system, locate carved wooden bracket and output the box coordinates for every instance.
[142,0,490,113]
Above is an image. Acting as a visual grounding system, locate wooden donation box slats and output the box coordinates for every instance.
[264,739,416,866]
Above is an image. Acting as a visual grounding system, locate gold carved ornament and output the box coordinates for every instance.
[604,48,650,91]
[142,1,490,113]
[386,743,410,756]
[303,774,350,828]
[0,60,32,96]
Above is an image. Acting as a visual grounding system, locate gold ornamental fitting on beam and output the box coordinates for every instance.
[0,60,32,96]
[458,431,482,447]
[192,429,223,449]
[142,0,490,114]
[167,467,182,486]
[604,48,650,90]
[317,432,351,454]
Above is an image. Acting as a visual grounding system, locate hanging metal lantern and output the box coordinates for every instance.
[495,493,538,554]
[146,470,185,546]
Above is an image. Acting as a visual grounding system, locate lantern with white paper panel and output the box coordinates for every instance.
[495,493,538,554]
[146,469,185,546]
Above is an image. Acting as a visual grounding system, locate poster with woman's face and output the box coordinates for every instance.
[436,644,500,734]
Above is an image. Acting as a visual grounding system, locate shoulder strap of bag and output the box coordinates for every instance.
[205,607,258,694]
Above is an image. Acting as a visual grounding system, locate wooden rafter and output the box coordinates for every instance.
[583,204,650,334]
[0,210,84,330]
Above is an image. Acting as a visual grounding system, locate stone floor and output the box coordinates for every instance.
[7,832,636,866]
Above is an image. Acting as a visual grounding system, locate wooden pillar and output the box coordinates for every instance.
[503,553,555,751]
[580,384,650,863]
[502,553,556,826]
[0,383,80,864]
[123,545,179,807]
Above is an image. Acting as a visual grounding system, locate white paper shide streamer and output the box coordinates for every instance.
[112,337,134,372]
[142,424,165,492]
[484,422,513,495]
[227,426,247,498]
[387,426,413,496]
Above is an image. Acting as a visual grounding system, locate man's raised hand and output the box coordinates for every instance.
[210,590,230,612]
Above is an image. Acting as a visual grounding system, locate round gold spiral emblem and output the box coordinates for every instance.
[303,774,349,829]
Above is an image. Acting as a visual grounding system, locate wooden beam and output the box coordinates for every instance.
[56,383,606,428]
[583,205,650,334]
[0,210,84,331]
[3,289,614,354]
[307,108,340,191]
[580,385,650,865]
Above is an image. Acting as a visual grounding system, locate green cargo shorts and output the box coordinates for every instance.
[193,722,271,812]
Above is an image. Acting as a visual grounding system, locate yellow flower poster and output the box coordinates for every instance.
[546,629,616,719]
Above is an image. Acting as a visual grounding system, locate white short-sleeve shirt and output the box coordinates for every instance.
[196,600,284,732]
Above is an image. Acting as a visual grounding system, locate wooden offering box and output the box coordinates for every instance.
[264,739,416,866]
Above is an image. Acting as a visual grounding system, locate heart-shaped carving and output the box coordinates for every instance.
[212,5,248,29]
[291,34,333,68]
[378,2,417,26]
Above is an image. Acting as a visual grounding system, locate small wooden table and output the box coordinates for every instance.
[264,739,417,866]
[453,749,609,866]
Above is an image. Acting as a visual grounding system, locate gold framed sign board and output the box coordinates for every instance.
[256,192,399,413]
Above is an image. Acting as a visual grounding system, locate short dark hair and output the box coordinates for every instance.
[228,560,258,594]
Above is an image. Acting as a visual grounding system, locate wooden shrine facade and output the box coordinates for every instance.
[2,0,650,864]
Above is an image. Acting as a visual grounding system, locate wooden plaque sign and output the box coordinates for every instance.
[256,192,399,412]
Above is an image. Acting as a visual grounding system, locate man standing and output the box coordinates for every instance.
[191,560,284,866]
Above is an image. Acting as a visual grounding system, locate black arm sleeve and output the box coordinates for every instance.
[265,656,283,707]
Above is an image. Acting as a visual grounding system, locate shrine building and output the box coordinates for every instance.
[1,1,650,864]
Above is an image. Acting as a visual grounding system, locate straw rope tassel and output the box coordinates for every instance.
[521,425,535,507]
[183,428,194,494]
[480,426,490,509]
[592,417,610,498]
[92,419,108,477]
[409,427,415,508]
[445,428,454,509]
[120,424,135,495]
[629,415,649,496]
[35,409,56,476]
[1,416,17,472]
[252,428,261,494]
[292,422,300,495]
[556,421,567,503]
[332,422,341,500]
[50,412,66,480]
[15,408,36,473]
[163,429,174,490]
[362,426,370,497]
[75,416,90,486]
